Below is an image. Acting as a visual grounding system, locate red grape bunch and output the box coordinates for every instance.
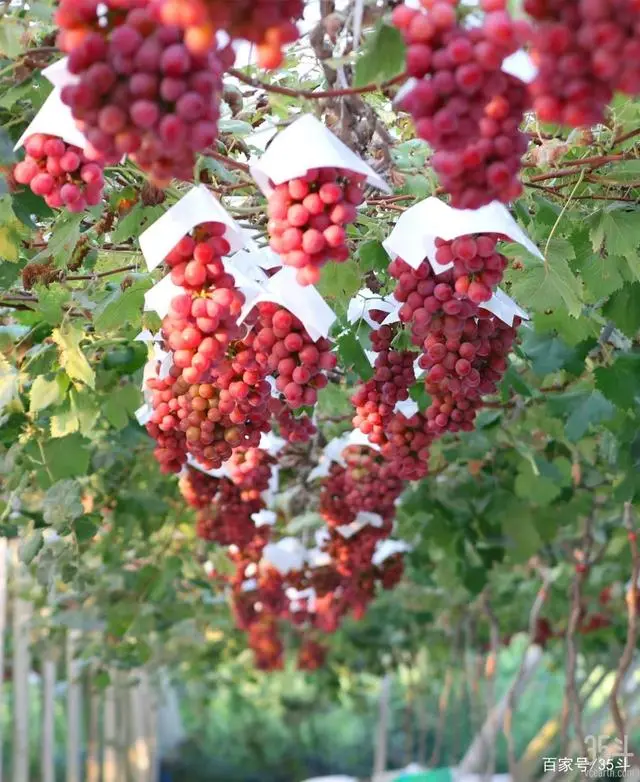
[163,221,231,290]
[379,412,433,481]
[297,639,328,671]
[56,0,228,184]
[352,343,416,447]
[392,0,531,207]
[525,0,640,127]
[434,233,509,304]
[270,400,317,444]
[267,168,366,285]
[194,475,265,549]
[145,344,272,473]
[245,302,336,409]
[424,311,520,437]
[160,0,304,68]
[162,282,245,387]
[227,447,276,503]
[248,618,284,671]
[13,134,104,212]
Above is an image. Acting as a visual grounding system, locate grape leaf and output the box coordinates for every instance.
[52,324,95,388]
[93,280,149,333]
[506,254,582,317]
[43,479,84,529]
[29,374,68,414]
[354,23,406,88]
[589,205,640,257]
[20,530,43,565]
[103,384,141,429]
[34,284,71,326]
[602,284,640,338]
[595,356,640,411]
[565,391,615,441]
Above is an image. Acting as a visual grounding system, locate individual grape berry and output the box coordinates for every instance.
[13,133,105,211]
[267,167,365,285]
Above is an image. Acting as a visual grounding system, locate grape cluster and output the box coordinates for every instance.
[245,302,336,409]
[271,400,317,443]
[227,447,276,502]
[392,1,531,207]
[13,134,104,212]
[179,463,220,507]
[160,0,303,68]
[195,478,264,549]
[267,168,365,285]
[56,0,227,184]
[162,283,245,386]
[341,446,405,521]
[380,412,432,481]
[525,0,640,127]
[248,618,284,671]
[434,233,509,304]
[297,639,328,671]
[388,247,518,439]
[423,311,519,437]
[352,346,416,446]
[146,348,271,473]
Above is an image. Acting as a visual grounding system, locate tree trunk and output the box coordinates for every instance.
[12,545,32,782]
[373,674,392,777]
[103,676,119,782]
[0,538,8,782]
[458,645,543,774]
[66,630,82,782]
[41,653,57,782]
[86,671,101,782]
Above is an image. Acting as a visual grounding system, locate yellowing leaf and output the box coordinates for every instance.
[52,324,95,389]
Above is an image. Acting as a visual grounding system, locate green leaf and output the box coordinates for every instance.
[506,254,582,317]
[316,260,361,319]
[43,479,84,529]
[565,391,615,441]
[354,22,406,87]
[50,404,79,438]
[514,458,562,506]
[70,388,100,435]
[595,356,640,411]
[502,509,541,562]
[37,434,91,484]
[43,213,84,268]
[52,324,95,388]
[103,384,141,429]
[109,203,163,245]
[0,355,21,415]
[218,119,253,136]
[20,530,44,565]
[336,329,373,380]
[358,241,389,273]
[93,280,149,333]
[34,285,71,326]
[0,18,25,57]
[520,329,577,376]
[533,309,599,346]
[589,205,640,257]
[29,374,68,414]
[602,284,640,338]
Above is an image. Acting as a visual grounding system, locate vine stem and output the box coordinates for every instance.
[610,502,639,743]
[227,68,407,98]
[503,567,553,777]
[543,169,586,261]
[65,264,138,281]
